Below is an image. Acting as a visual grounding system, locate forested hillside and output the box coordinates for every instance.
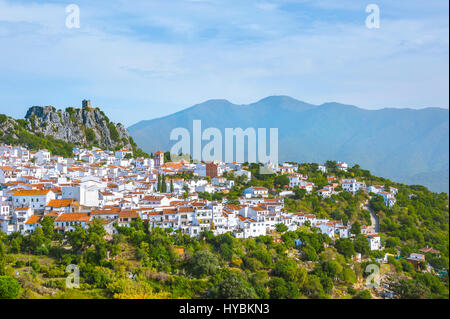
[1,162,447,299]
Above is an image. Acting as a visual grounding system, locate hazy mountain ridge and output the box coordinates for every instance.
[129,96,449,193]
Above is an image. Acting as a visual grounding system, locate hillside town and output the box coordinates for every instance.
[0,145,397,251]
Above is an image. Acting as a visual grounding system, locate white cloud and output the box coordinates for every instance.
[256,2,279,11]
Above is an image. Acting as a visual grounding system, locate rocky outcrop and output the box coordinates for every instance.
[0,115,19,140]
[23,105,132,149]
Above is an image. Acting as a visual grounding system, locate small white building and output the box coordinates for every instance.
[379,191,396,208]
[61,183,99,207]
[337,162,348,171]
[366,234,381,250]
[341,179,366,194]
[318,165,328,174]
[243,186,268,198]
[368,185,384,194]
[55,213,91,232]
[11,189,55,210]
[115,149,133,160]
[33,149,51,164]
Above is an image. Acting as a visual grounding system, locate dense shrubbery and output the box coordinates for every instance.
[373,186,449,262]
[108,122,120,143]
[0,276,21,299]
[0,122,75,158]
[84,128,97,144]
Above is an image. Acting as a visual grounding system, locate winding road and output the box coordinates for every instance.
[363,200,379,233]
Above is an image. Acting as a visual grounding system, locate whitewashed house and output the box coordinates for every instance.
[243,186,268,198]
[366,234,382,250]
[12,189,55,210]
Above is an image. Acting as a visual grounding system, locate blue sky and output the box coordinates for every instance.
[0,0,448,126]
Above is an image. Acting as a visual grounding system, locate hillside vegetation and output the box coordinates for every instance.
[0,163,448,299]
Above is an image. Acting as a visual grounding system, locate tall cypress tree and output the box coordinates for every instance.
[0,240,6,276]
[162,175,167,193]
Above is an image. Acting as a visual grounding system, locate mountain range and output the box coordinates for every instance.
[129,96,449,193]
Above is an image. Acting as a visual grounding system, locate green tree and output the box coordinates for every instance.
[66,224,88,254]
[242,256,263,272]
[414,273,448,298]
[325,160,337,171]
[130,217,146,232]
[320,260,343,280]
[161,175,167,193]
[212,272,257,299]
[219,243,234,262]
[190,250,219,278]
[40,216,55,240]
[268,277,300,299]
[274,175,290,189]
[293,187,307,200]
[342,267,357,284]
[392,279,431,299]
[353,289,372,299]
[0,276,21,299]
[401,259,415,273]
[8,236,22,254]
[301,246,318,262]
[272,259,307,285]
[29,227,47,254]
[334,238,355,258]
[385,237,400,248]
[275,223,288,233]
[350,221,361,236]
[0,240,6,276]
[302,274,324,298]
[250,246,272,268]
[353,234,371,256]
[320,276,334,294]
[84,128,96,144]
[107,123,120,142]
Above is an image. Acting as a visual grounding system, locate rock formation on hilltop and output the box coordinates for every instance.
[0,101,146,157]
[24,104,131,149]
